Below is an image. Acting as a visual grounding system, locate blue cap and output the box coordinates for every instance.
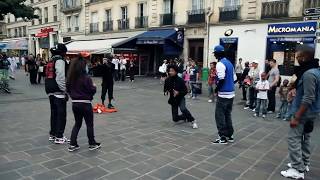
[213,45,225,53]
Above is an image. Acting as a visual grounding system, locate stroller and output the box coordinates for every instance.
[0,69,10,93]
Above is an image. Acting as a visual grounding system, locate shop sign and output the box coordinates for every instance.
[35,27,54,38]
[136,39,165,44]
[220,37,238,44]
[267,22,317,35]
[304,8,320,16]
[268,37,315,43]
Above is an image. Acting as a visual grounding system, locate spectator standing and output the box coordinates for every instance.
[189,60,199,99]
[254,72,270,118]
[240,61,250,100]
[129,60,135,82]
[208,62,217,103]
[100,58,115,109]
[120,56,127,81]
[159,60,168,83]
[285,82,296,121]
[235,58,243,83]
[8,55,17,80]
[37,58,46,84]
[277,79,289,120]
[112,55,120,81]
[244,61,260,110]
[267,59,280,113]
[26,55,38,84]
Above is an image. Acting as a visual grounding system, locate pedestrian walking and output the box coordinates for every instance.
[208,62,217,103]
[254,72,270,118]
[26,55,38,84]
[164,65,198,129]
[100,57,115,109]
[277,79,289,120]
[8,55,17,80]
[267,59,280,113]
[281,47,320,180]
[212,45,236,144]
[67,56,101,152]
[37,58,46,84]
[129,60,135,82]
[45,44,69,144]
[240,61,250,100]
[159,59,168,83]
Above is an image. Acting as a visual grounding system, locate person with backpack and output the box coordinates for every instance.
[67,55,101,152]
[45,43,69,144]
[281,47,320,180]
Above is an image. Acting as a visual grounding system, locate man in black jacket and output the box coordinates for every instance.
[240,61,250,100]
[100,57,115,109]
[164,65,198,129]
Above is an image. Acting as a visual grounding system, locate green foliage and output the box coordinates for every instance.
[0,0,38,21]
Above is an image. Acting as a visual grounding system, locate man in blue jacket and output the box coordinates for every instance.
[212,45,236,144]
[281,46,320,179]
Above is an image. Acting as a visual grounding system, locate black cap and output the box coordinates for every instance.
[50,43,67,55]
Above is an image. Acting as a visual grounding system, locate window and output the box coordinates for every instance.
[23,26,27,36]
[91,12,98,23]
[121,6,128,20]
[138,2,147,17]
[73,15,79,28]
[66,16,71,31]
[192,0,204,10]
[14,28,18,37]
[44,7,48,23]
[105,9,111,21]
[53,5,57,21]
[224,0,239,7]
[163,0,172,13]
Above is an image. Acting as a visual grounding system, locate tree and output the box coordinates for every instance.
[0,0,38,21]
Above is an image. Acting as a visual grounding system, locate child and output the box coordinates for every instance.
[254,72,270,118]
[67,56,101,152]
[208,62,217,103]
[277,79,289,120]
[284,82,296,121]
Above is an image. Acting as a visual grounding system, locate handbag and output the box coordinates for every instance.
[38,66,44,73]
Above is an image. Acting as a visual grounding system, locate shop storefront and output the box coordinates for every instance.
[0,38,28,56]
[266,21,317,76]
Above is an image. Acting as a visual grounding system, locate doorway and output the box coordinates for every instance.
[188,39,204,67]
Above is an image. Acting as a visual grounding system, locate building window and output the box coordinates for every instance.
[121,6,128,20]
[23,26,27,36]
[74,15,79,31]
[163,0,172,14]
[224,0,239,7]
[90,12,99,32]
[44,7,48,23]
[105,9,111,21]
[66,16,71,32]
[136,2,148,28]
[53,5,58,21]
[192,0,204,10]
[14,28,18,37]
[138,2,147,17]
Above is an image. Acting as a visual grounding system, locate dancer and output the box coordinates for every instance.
[100,57,115,109]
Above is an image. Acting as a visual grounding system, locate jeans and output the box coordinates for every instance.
[242,85,247,100]
[70,103,96,146]
[278,100,288,119]
[248,87,256,109]
[267,86,277,112]
[208,84,216,101]
[190,82,198,98]
[285,103,293,120]
[171,97,195,122]
[255,98,267,115]
[121,69,126,81]
[101,84,114,104]
[114,70,119,81]
[215,97,234,138]
[49,96,67,138]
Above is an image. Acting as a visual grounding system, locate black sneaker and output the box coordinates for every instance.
[227,136,234,143]
[89,143,101,150]
[211,138,228,144]
[108,104,115,109]
[68,145,80,152]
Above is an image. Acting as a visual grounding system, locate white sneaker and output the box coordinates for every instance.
[262,115,266,118]
[54,137,70,144]
[192,122,198,129]
[281,168,304,179]
[287,163,310,172]
[244,106,250,110]
[192,97,196,100]
[208,99,213,103]
[252,108,256,112]
[253,113,258,117]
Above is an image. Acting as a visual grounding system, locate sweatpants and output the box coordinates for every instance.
[171,97,195,122]
[70,103,96,146]
[288,114,318,172]
[215,97,234,138]
[49,96,67,138]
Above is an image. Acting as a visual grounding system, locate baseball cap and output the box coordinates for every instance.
[213,45,225,53]
[50,43,68,55]
[252,60,259,64]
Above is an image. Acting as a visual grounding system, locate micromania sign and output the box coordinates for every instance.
[267,22,317,35]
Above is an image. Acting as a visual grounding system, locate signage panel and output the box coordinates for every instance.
[267,22,317,35]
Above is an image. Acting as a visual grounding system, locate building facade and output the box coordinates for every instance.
[208,0,320,76]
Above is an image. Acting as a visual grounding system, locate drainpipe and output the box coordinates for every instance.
[206,10,213,68]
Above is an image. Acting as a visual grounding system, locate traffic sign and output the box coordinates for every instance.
[304,8,320,16]
[304,16,320,21]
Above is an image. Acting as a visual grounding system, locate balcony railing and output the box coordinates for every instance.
[304,0,320,9]
[75,27,79,32]
[135,16,148,28]
[61,0,82,13]
[261,0,289,19]
[103,21,113,31]
[219,6,241,22]
[117,19,129,30]
[160,13,175,25]
[90,23,99,33]
[187,9,205,24]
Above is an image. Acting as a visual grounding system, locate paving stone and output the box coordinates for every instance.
[184,154,208,162]
[185,167,210,179]
[104,169,139,180]
[164,150,186,159]
[0,171,21,180]
[145,155,175,168]
[78,149,103,158]
[135,175,159,180]
[58,162,90,175]
[171,159,196,169]
[172,173,198,180]
[212,168,241,180]
[97,152,121,162]
[42,159,68,169]
[123,153,151,164]
[129,162,155,174]
[18,164,48,176]
[150,165,182,180]
[4,152,31,161]
[0,160,30,173]
[114,148,135,156]
[100,159,132,172]
[32,169,65,180]
[142,147,166,156]
[44,149,68,159]
[82,157,106,166]
[239,169,270,180]
[252,160,278,174]
[25,147,51,156]
[195,162,220,173]
[63,167,108,180]
[206,155,231,166]
[194,148,216,157]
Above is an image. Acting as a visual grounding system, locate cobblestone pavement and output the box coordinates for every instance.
[0,70,319,180]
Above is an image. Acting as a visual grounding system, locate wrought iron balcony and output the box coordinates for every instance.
[160,13,175,25]
[187,9,205,24]
[61,0,82,13]
[90,23,99,33]
[304,0,320,9]
[103,20,113,32]
[261,0,289,19]
[75,27,79,32]
[117,19,129,30]
[219,6,241,22]
[135,16,148,28]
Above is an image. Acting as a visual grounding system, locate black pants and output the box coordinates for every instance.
[121,69,126,81]
[171,97,195,122]
[215,97,234,138]
[114,70,119,81]
[267,86,277,112]
[101,84,113,103]
[49,96,67,138]
[29,70,37,84]
[129,70,134,81]
[37,72,44,84]
[248,87,257,109]
[242,86,247,100]
[70,103,96,146]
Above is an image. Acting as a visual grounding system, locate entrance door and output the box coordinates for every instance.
[188,39,204,66]
[139,54,149,75]
[220,37,238,66]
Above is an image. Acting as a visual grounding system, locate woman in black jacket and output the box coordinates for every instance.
[164,65,198,129]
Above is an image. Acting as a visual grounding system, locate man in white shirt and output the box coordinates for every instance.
[120,56,127,81]
[112,55,120,81]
